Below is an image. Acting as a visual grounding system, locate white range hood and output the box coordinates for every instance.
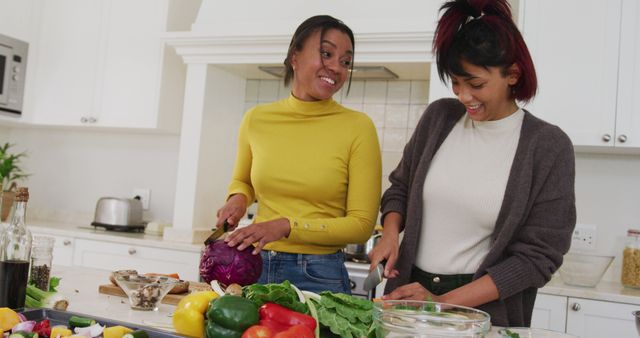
[162,0,442,243]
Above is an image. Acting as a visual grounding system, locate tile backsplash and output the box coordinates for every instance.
[244,79,430,189]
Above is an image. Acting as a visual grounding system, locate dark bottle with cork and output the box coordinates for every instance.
[0,187,32,308]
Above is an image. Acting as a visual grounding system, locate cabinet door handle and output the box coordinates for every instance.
[63,240,71,246]
[571,302,581,311]
[88,117,97,123]
[602,134,612,143]
[80,117,88,123]
[128,248,137,255]
[618,134,628,143]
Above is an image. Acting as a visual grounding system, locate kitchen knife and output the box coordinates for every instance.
[363,259,386,292]
[204,220,229,245]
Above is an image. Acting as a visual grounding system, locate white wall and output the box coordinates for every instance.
[573,153,640,281]
[2,127,180,224]
[193,0,441,36]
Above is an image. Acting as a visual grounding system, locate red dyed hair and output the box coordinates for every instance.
[433,0,537,102]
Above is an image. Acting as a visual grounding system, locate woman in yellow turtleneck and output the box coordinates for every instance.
[217,15,381,294]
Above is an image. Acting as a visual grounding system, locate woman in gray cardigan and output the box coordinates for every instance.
[368,0,576,327]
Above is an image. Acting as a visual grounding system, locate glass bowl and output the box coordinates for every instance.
[558,253,614,287]
[114,274,179,311]
[372,300,490,337]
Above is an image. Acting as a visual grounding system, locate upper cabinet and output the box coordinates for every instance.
[522,0,640,149]
[1,0,197,132]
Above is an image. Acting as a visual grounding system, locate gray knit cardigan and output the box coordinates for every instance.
[381,98,576,327]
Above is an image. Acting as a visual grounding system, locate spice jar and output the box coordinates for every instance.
[621,229,640,288]
[29,236,55,291]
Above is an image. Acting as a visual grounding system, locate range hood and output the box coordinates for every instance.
[258,65,400,80]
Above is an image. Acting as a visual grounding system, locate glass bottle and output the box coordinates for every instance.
[621,229,640,288]
[0,187,32,308]
[30,236,55,291]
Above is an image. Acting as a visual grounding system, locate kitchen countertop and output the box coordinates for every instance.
[23,219,203,253]
[51,265,176,331]
[22,220,640,306]
[47,265,542,337]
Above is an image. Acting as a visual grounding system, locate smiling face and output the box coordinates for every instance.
[290,28,353,101]
[451,60,521,121]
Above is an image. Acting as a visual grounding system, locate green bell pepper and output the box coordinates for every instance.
[205,320,242,338]
[205,295,259,337]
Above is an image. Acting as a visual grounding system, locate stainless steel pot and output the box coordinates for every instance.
[344,233,381,263]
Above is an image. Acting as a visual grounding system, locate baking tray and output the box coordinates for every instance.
[19,308,187,338]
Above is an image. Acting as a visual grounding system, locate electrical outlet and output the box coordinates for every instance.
[133,188,151,210]
[571,223,597,250]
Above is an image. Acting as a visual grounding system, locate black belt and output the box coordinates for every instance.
[410,266,474,296]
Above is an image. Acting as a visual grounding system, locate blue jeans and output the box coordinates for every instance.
[258,250,351,294]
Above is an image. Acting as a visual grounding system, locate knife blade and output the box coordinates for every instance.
[363,259,386,292]
[204,220,229,245]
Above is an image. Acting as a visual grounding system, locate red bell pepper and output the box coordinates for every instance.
[273,324,314,338]
[259,303,317,332]
[33,319,51,338]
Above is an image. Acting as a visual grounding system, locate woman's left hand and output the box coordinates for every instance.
[382,282,441,302]
[224,218,291,255]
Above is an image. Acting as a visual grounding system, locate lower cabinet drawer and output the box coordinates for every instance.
[73,238,200,281]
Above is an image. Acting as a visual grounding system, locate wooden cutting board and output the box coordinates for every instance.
[98,282,212,306]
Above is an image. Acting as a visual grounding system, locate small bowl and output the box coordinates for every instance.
[373,300,490,337]
[115,274,178,311]
[558,253,614,287]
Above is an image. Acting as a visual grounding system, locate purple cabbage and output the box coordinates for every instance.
[199,239,263,286]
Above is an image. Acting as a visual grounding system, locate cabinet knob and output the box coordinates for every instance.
[571,302,581,311]
[128,248,137,255]
[602,134,612,142]
[63,240,71,246]
[81,117,88,123]
[88,117,97,123]
[618,134,628,143]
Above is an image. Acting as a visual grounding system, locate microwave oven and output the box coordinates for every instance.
[0,33,28,116]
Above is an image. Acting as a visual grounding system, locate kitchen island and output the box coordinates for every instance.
[51,265,175,331]
[50,265,570,338]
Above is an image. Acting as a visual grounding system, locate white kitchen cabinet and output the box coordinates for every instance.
[26,0,186,131]
[566,297,638,337]
[533,294,639,336]
[521,0,640,149]
[72,238,200,281]
[0,0,38,43]
[531,293,567,332]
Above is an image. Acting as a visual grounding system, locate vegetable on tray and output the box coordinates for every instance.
[205,295,259,338]
[25,284,69,311]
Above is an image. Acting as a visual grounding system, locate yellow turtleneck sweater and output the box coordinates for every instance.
[227,95,382,254]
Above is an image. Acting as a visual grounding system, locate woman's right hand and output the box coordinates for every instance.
[369,212,403,278]
[368,233,400,278]
[216,194,248,230]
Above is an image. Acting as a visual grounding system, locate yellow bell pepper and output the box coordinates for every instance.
[103,325,134,338]
[173,308,205,338]
[0,307,21,331]
[172,291,219,338]
[50,327,73,338]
